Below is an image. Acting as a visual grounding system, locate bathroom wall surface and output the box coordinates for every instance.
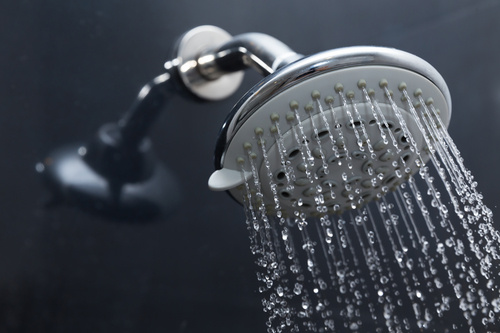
[1,1,500,332]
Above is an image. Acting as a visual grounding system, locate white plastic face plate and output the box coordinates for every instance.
[208,65,450,216]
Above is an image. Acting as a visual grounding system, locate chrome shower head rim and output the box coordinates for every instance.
[214,46,452,170]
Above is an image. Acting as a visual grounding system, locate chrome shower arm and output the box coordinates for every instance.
[197,33,304,78]
[118,73,175,147]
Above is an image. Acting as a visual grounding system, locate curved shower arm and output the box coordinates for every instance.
[78,72,176,183]
[196,33,304,79]
[117,72,175,147]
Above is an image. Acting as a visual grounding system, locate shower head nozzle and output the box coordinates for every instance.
[208,45,452,217]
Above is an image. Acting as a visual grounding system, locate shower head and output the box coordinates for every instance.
[201,28,500,333]
[208,45,452,217]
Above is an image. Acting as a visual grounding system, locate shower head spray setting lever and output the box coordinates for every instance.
[38,25,301,220]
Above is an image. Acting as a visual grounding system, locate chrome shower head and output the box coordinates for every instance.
[201,27,500,333]
[208,46,452,218]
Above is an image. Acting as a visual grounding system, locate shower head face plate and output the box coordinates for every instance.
[256,101,419,215]
[209,47,451,217]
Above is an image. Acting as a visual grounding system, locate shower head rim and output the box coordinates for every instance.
[214,45,452,169]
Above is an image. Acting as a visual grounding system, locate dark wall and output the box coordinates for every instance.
[1,1,500,332]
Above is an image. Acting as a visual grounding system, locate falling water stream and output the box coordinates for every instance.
[237,84,497,333]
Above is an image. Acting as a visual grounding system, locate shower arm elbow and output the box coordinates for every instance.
[170,26,303,101]
[196,33,304,79]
